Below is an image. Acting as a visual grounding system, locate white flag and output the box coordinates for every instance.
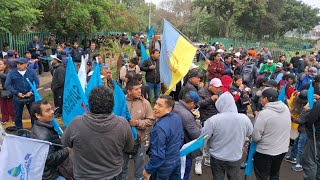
[78,55,87,92]
[0,134,49,180]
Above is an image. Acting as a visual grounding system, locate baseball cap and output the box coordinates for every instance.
[276,62,283,68]
[140,35,145,39]
[216,49,224,53]
[267,59,274,63]
[188,71,202,79]
[17,57,28,64]
[210,78,223,87]
[234,52,241,57]
[187,91,200,108]
[50,55,62,62]
[87,60,92,66]
[262,88,279,102]
[309,67,317,76]
[189,63,199,70]
[265,80,278,88]
[7,50,14,56]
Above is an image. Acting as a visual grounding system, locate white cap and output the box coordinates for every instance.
[235,52,241,57]
[216,49,224,53]
[140,35,145,38]
[189,63,199,70]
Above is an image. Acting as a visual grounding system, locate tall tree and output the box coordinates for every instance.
[0,0,42,34]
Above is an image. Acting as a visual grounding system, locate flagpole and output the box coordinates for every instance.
[148,0,152,29]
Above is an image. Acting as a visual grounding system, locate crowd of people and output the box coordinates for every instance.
[0,32,319,180]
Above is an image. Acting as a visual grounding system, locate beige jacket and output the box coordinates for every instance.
[126,96,155,143]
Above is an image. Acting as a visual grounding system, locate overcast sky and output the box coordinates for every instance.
[145,0,320,9]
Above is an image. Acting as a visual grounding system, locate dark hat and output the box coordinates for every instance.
[262,88,279,102]
[17,57,28,64]
[188,71,203,79]
[7,50,14,56]
[3,43,9,47]
[87,60,92,66]
[265,80,278,88]
[50,33,55,36]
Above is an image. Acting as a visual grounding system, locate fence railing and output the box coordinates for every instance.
[0,32,132,55]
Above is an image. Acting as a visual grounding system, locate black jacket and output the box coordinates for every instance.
[179,81,199,100]
[51,64,66,95]
[306,101,320,140]
[198,87,219,122]
[70,48,84,62]
[141,58,160,84]
[30,120,69,180]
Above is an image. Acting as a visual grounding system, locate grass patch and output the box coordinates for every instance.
[42,91,53,102]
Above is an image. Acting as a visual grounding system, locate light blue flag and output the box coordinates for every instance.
[278,83,286,102]
[180,135,205,157]
[148,25,154,43]
[85,63,102,98]
[112,80,138,140]
[140,41,149,65]
[63,56,88,126]
[244,141,257,176]
[26,78,63,135]
[307,81,315,109]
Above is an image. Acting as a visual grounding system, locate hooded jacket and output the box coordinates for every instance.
[202,92,253,161]
[252,101,291,155]
[62,112,134,180]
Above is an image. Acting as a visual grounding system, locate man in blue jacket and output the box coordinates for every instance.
[5,57,39,129]
[143,95,184,180]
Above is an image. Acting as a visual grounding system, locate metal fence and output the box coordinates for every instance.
[0,32,132,55]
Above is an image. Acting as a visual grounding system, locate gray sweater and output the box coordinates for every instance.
[202,92,253,161]
[252,101,291,156]
[62,112,134,180]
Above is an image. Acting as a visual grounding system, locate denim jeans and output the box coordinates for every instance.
[118,143,145,180]
[13,96,34,129]
[146,82,161,102]
[291,132,308,163]
[301,139,320,180]
[182,157,192,180]
[253,152,286,180]
[150,160,181,180]
[210,156,241,180]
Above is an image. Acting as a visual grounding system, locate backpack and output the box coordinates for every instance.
[241,63,254,83]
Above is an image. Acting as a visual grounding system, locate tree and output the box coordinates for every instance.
[279,0,320,36]
[0,0,42,34]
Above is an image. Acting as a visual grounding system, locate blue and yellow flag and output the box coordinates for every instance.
[160,20,197,94]
[63,56,88,126]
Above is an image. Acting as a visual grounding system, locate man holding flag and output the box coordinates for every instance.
[30,100,70,180]
[302,82,320,180]
[173,91,202,179]
[202,92,253,179]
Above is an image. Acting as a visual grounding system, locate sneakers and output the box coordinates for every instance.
[194,162,202,175]
[204,158,211,167]
[240,162,247,169]
[292,164,303,172]
[284,155,297,164]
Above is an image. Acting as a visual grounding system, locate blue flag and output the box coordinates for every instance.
[244,141,257,176]
[26,78,63,135]
[140,42,149,65]
[308,81,315,109]
[63,56,88,126]
[148,25,154,43]
[112,80,138,140]
[278,83,286,102]
[85,63,102,98]
[180,136,205,157]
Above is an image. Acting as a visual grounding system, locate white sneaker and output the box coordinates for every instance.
[195,162,202,175]
[204,158,211,167]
